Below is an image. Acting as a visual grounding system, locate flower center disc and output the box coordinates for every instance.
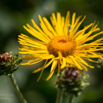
[47,36,76,57]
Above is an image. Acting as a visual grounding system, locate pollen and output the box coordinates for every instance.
[47,36,77,57]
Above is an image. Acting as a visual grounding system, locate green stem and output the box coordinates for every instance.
[68,94,73,103]
[9,74,27,103]
[56,88,63,103]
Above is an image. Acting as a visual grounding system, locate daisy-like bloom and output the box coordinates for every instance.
[18,11,103,81]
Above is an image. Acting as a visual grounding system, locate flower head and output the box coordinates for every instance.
[18,11,103,81]
[0,52,22,76]
[55,67,89,96]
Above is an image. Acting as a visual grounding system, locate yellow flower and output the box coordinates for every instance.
[18,11,103,81]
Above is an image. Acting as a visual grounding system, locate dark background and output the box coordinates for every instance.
[0,0,103,103]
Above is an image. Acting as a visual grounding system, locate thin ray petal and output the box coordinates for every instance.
[46,60,58,81]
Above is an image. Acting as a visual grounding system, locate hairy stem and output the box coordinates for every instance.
[68,94,73,103]
[9,74,27,103]
[56,88,63,103]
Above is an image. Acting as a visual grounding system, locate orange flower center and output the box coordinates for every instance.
[47,36,77,57]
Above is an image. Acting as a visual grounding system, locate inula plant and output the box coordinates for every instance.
[0,11,103,103]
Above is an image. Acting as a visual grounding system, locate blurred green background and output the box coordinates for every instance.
[0,0,103,103]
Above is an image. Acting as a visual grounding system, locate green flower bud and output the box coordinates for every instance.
[0,52,22,76]
[56,67,89,96]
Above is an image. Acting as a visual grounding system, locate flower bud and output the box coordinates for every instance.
[56,67,89,96]
[0,52,22,76]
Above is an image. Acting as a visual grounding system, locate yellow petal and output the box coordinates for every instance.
[61,57,66,69]
[46,60,58,81]
[37,69,44,82]
[33,59,54,73]
[70,56,83,70]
